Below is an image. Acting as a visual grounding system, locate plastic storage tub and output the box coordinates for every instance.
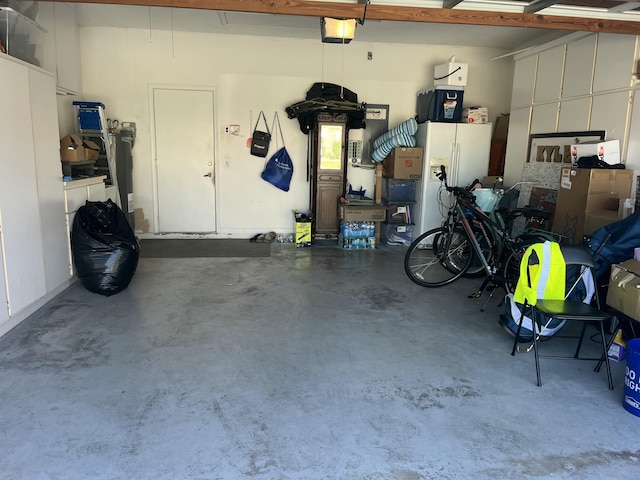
[416,86,464,123]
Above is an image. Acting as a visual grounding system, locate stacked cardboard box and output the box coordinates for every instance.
[380,147,423,246]
[552,168,633,243]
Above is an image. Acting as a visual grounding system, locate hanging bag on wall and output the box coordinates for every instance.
[250,110,272,157]
[261,112,293,192]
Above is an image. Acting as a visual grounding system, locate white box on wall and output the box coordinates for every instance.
[597,139,621,165]
[434,62,468,87]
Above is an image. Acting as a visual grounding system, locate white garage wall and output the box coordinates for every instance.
[69,26,514,236]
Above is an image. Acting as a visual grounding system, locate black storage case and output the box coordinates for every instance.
[416,86,464,123]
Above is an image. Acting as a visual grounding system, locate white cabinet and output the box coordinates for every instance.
[29,68,72,291]
[593,34,637,93]
[591,91,632,140]
[511,55,537,108]
[534,46,565,103]
[0,58,46,316]
[562,34,596,98]
[531,103,559,133]
[0,220,8,324]
[503,107,531,186]
[54,2,81,94]
[558,97,591,131]
[64,177,107,274]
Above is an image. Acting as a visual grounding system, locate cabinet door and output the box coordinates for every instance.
[0,59,46,315]
[54,2,81,94]
[511,55,537,108]
[563,34,596,98]
[591,91,631,141]
[534,46,565,103]
[531,103,559,134]
[29,68,71,292]
[0,221,8,325]
[558,97,591,132]
[625,91,640,198]
[593,33,637,93]
[503,107,531,186]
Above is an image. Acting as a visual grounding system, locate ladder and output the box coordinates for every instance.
[72,101,121,207]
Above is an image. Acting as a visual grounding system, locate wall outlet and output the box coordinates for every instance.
[225,125,240,135]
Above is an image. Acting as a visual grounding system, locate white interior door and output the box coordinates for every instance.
[154,88,216,233]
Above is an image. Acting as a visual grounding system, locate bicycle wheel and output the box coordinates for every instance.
[462,222,494,278]
[501,234,551,293]
[404,227,473,287]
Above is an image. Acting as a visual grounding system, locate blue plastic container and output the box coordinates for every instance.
[416,86,464,123]
[623,338,640,417]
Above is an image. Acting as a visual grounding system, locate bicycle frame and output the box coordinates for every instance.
[448,194,516,278]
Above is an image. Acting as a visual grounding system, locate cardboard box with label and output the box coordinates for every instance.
[339,204,387,222]
[462,107,488,124]
[552,168,633,243]
[607,259,640,322]
[383,147,423,179]
[60,134,101,162]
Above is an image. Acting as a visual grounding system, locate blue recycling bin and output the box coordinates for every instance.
[623,338,640,416]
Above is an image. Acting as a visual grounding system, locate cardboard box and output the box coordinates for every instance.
[339,204,386,222]
[434,62,468,87]
[60,135,101,162]
[552,168,633,243]
[83,139,101,161]
[462,107,488,124]
[383,147,423,179]
[493,114,509,140]
[60,134,85,162]
[374,163,383,204]
[607,260,640,322]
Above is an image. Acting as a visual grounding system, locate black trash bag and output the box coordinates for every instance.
[71,199,140,296]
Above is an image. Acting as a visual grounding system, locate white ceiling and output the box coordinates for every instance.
[74,3,571,51]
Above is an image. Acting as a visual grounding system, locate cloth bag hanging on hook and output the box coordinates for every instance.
[261,112,293,191]
[250,110,272,157]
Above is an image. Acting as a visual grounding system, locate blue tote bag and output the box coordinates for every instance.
[261,112,293,192]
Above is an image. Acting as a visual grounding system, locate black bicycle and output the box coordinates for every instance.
[404,166,556,296]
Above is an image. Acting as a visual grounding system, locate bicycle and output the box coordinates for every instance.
[403,165,557,307]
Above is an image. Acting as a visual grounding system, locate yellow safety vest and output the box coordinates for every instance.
[513,241,566,306]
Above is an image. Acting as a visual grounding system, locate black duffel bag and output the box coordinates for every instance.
[71,199,140,296]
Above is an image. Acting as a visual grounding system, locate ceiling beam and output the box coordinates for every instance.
[49,0,640,35]
[524,0,559,14]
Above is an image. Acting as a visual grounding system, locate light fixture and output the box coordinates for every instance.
[321,18,357,44]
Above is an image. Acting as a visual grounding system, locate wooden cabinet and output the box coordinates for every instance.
[311,114,348,237]
[64,177,107,274]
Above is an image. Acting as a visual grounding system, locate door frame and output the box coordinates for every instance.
[148,84,218,235]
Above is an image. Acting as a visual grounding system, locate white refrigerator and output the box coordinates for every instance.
[413,121,492,236]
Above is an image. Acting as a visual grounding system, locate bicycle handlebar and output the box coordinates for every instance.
[435,165,478,202]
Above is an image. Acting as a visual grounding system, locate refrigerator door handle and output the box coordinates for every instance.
[450,142,459,186]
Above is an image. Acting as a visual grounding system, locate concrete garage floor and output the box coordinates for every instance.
[1,244,639,479]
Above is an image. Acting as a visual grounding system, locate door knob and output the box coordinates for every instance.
[203,172,212,177]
